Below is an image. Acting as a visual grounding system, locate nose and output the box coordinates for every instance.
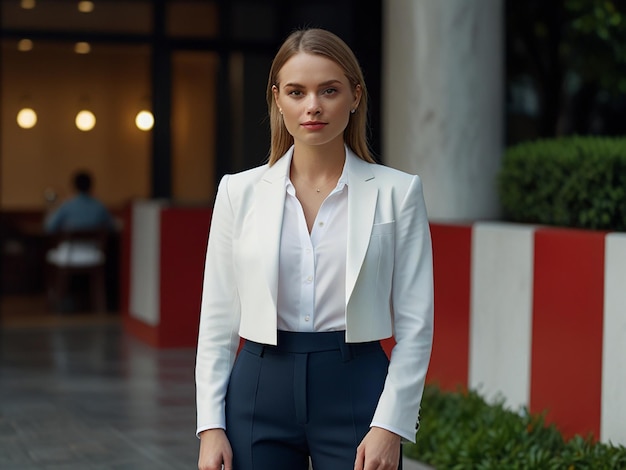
[306,95,321,115]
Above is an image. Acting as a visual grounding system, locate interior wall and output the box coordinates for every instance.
[1,41,152,210]
[171,51,218,205]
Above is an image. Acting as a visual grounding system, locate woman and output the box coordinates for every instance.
[196,28,433,470]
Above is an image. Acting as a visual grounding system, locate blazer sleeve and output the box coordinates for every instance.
[370,174,434,442]
[195,175,242,436]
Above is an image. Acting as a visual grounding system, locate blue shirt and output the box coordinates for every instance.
[45,193,115,233]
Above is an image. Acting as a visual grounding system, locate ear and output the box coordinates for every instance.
[272,84,279,105]
[352,84,362,110]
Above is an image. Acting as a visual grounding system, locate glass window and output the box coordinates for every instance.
[1,38,152,209]
[171,50,219,204]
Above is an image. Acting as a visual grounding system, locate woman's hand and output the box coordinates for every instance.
[354,427,402,470]
[198,428,233,470]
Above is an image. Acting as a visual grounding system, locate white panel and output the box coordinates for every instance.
[601,233,626,446]
[469,222,535,410]
[129,200,164,326]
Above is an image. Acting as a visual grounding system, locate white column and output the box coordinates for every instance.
[601,233,626,445]
[469,222,535,410]
[383,0,503,220]
[130,200,164,326]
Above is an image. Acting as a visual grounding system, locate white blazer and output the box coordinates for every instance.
[196,146,434,442]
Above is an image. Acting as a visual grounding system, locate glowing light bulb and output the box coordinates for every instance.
[17,108,37,129]
[135,110,154,131]
[78,1,95,13]
[74,42,91,54]
[18,39,34,51]
[75,110,96,131]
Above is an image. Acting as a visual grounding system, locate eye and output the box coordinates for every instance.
[287,90,303,96]
[322,88,337,95]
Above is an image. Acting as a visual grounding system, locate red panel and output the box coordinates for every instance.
[381,337,394,358]
[426,223,472,391]
[158,208,212,348]
[531,228,605,440]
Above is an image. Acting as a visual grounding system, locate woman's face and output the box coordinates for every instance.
[273,52,361,150]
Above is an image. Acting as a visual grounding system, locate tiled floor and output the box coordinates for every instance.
[1,294,196,470]
[1,320,199,469]
[0,296,430,470]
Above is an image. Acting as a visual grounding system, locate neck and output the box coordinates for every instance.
[289,141,346,195]
[291,140,345,179]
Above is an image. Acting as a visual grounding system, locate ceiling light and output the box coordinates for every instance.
[77,1,95,13]
[135,110,154,131]
[75,110,96,131]
[17,108,37,129]
[74,42,91,54]
[17,39,34,52]
[21,0,36,9]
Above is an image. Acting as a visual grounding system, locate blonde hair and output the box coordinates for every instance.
[266,28,374,165]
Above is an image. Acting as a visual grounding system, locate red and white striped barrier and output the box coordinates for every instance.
[121,201,212,348]
[427,222,626,446]
[120,208,625,445]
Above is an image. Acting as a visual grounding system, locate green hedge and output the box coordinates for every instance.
[498,136,626,231]
[404,386,626,469]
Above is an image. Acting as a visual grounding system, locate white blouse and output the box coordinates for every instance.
[276,156,349,332]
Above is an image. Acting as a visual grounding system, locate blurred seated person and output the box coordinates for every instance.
[44,170,116,267]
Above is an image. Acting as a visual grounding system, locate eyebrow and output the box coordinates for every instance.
[282,79,343,88]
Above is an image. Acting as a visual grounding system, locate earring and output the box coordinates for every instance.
[279,109,283,115]
[351,108,356,114]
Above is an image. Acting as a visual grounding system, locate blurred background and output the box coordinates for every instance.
[1,0,625,378]
[1,0,383,307]
[2,0,626,306]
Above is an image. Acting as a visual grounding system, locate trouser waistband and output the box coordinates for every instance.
[242,330,381,362]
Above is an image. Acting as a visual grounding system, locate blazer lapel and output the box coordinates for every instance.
[345,148,378,304]
[253,149,291,310]
[251,146,377,317]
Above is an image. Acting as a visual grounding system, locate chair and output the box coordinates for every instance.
[45,229,109,312]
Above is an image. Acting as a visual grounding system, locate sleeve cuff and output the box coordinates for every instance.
[196,424,225,439]
[369,422,416,443]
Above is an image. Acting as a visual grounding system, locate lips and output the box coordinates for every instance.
[301,121,327,130]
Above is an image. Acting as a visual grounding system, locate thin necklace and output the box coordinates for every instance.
[291,160,343,194]
[314,175,340,194]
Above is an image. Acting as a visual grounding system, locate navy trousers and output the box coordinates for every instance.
[225,331,402,470]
